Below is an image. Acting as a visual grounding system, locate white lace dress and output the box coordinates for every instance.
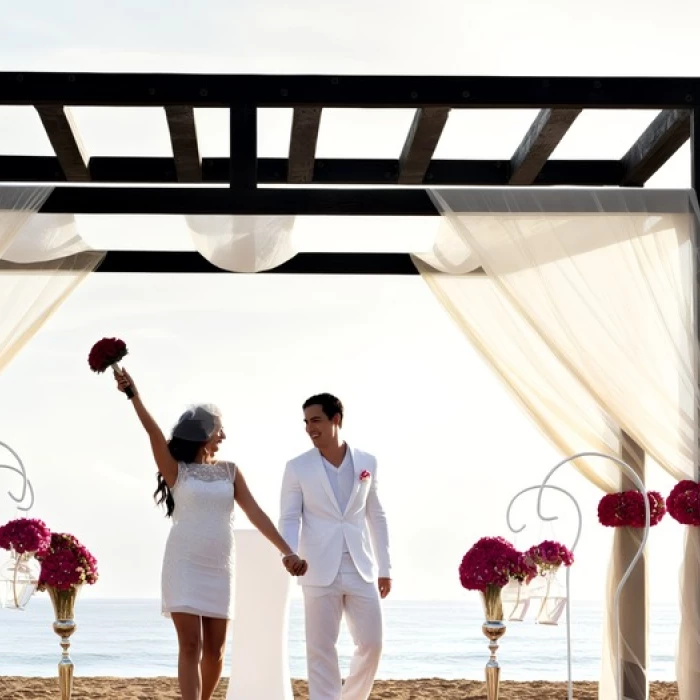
[161,461,236,620]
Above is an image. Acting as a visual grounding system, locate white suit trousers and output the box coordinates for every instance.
[303,556,382,700]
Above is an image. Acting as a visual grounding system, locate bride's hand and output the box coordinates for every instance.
[282,554,308,576]
[113,367,137,397]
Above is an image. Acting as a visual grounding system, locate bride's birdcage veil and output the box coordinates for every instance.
[171,404,222,442]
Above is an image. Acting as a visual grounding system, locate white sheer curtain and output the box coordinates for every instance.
[0,187,104,374]
[0,187,53,258]
[417,188,700,699]
[185,215,297,272]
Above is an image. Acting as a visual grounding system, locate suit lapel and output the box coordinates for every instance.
[313,449,342,513]
[342,447,364,516]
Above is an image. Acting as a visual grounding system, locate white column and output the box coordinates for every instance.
[226,529,294,700]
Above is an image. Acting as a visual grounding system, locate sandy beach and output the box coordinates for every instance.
[0,678,679,699]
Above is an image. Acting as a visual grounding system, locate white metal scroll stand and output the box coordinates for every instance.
[505,451,650,700]
[0,440,34,512]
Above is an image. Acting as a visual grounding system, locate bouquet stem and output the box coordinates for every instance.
[111,363,134,399]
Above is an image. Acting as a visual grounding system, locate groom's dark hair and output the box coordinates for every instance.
[303,393,344,426]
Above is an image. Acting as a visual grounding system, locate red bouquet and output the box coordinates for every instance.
[88,337,133,398]
[88,337,127,373]
[525,539,574,574]
[598,490,666,528]
[36,533,99,591]
[0,518,51,555]
[667,480,700,526]
[459,536,536,592]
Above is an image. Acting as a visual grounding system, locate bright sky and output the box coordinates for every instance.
[0,1,697,605]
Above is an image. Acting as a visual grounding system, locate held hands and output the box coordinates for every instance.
[113,367,137,398]
[282,553,308,577]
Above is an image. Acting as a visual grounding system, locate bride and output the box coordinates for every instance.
[113,368,307,700]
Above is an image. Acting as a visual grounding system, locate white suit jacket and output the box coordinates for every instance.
[279,446,391,588]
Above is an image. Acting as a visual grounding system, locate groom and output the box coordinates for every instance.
[279,393,391,700]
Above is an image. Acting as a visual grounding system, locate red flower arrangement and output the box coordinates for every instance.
[459,536,537,592]
[0,518,51,555]
[667,480,700,526]
[89,337,134,399]
[88,337,128,373]
[36,533,99,591]
[525,540,574,574]
[597,490,666,528]
[359,470,371,481]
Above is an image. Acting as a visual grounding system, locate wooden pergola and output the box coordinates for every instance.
[0,71,698,275]
[3,72,698,699]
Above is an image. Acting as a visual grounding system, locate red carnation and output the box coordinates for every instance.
[36,532,99,591]
[667,480,700,526]
[598,490,665,528]
[525,539,574,574]
[459,536,530,592]
[88,337,128,373]
[0,518,51,555]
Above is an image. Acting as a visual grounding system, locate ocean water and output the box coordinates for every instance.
[0,598,679,681]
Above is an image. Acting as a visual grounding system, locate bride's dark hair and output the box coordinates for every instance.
[154,437,206,517]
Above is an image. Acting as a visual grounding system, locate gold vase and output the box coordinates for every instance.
[47,585,81,700]
[480,585,506,700]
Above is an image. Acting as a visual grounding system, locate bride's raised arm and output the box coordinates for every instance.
[114,368,178,488]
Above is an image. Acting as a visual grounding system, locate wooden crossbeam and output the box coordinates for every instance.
[5,74,700,108]
[94,251,420,275]
[288,107,322,183]
[164,106,201,182]
[34,105,90,181]
[509,108,582,185]
[37,186,691,216]
[398,108,450,184]
[621,109,690,186]
[692,109,700,190]
[39,187,437,216]
[0,156,624,186]
[230,104,257,189]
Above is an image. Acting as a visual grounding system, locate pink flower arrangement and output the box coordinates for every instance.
[359,470,371,481]
[667,480,700,526]
[525,540,574,574]
[36,533,99,591]
[0,518,51,555]
[459,536,537,592]
[597,490,666,528]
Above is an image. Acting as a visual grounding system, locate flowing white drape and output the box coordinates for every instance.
[0,187,104,374]
[416,188,700,699]
[185,215,297,272]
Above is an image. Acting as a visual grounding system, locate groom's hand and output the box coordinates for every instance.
[378,577,392,599]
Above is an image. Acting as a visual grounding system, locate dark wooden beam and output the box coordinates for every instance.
[230,104,257,189]
[288,107,322,183]
[164,106,201,182]
[37,185,692,216]
[34,105,90,181]
[90,251,420,275]
[39,187,439,215]
[2,73,699,108]
[398,108,450,184]
[621,109,691,186]
[693,108,700,191]
[1,155,623,187]
[0,155,67,181]
[509,108,582,185]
